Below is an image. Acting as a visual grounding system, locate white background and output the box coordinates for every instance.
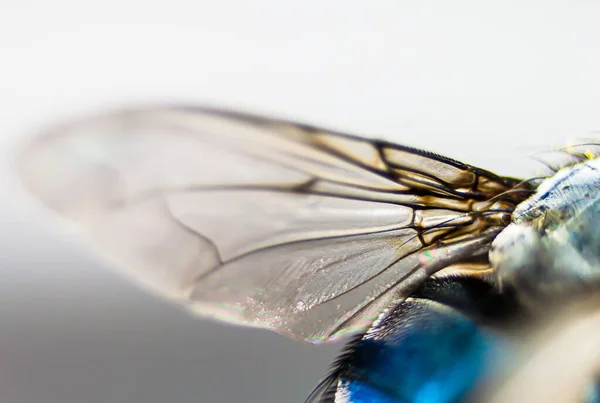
[1,1,600,402]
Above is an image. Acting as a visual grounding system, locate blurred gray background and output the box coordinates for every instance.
[2,1,600,402]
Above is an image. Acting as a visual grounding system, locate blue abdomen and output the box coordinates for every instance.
[314,277,522,403]
[336,300,500,403]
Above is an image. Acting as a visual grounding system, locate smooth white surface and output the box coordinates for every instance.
[2,1,600,402]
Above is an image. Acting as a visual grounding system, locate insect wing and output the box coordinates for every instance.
[15,106,521,343]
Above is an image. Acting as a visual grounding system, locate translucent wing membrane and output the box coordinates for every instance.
[16,106,529,343]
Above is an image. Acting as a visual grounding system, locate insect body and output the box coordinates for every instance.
[492,157,600,298]
[14,106,600,402]
[310,276,522,402]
